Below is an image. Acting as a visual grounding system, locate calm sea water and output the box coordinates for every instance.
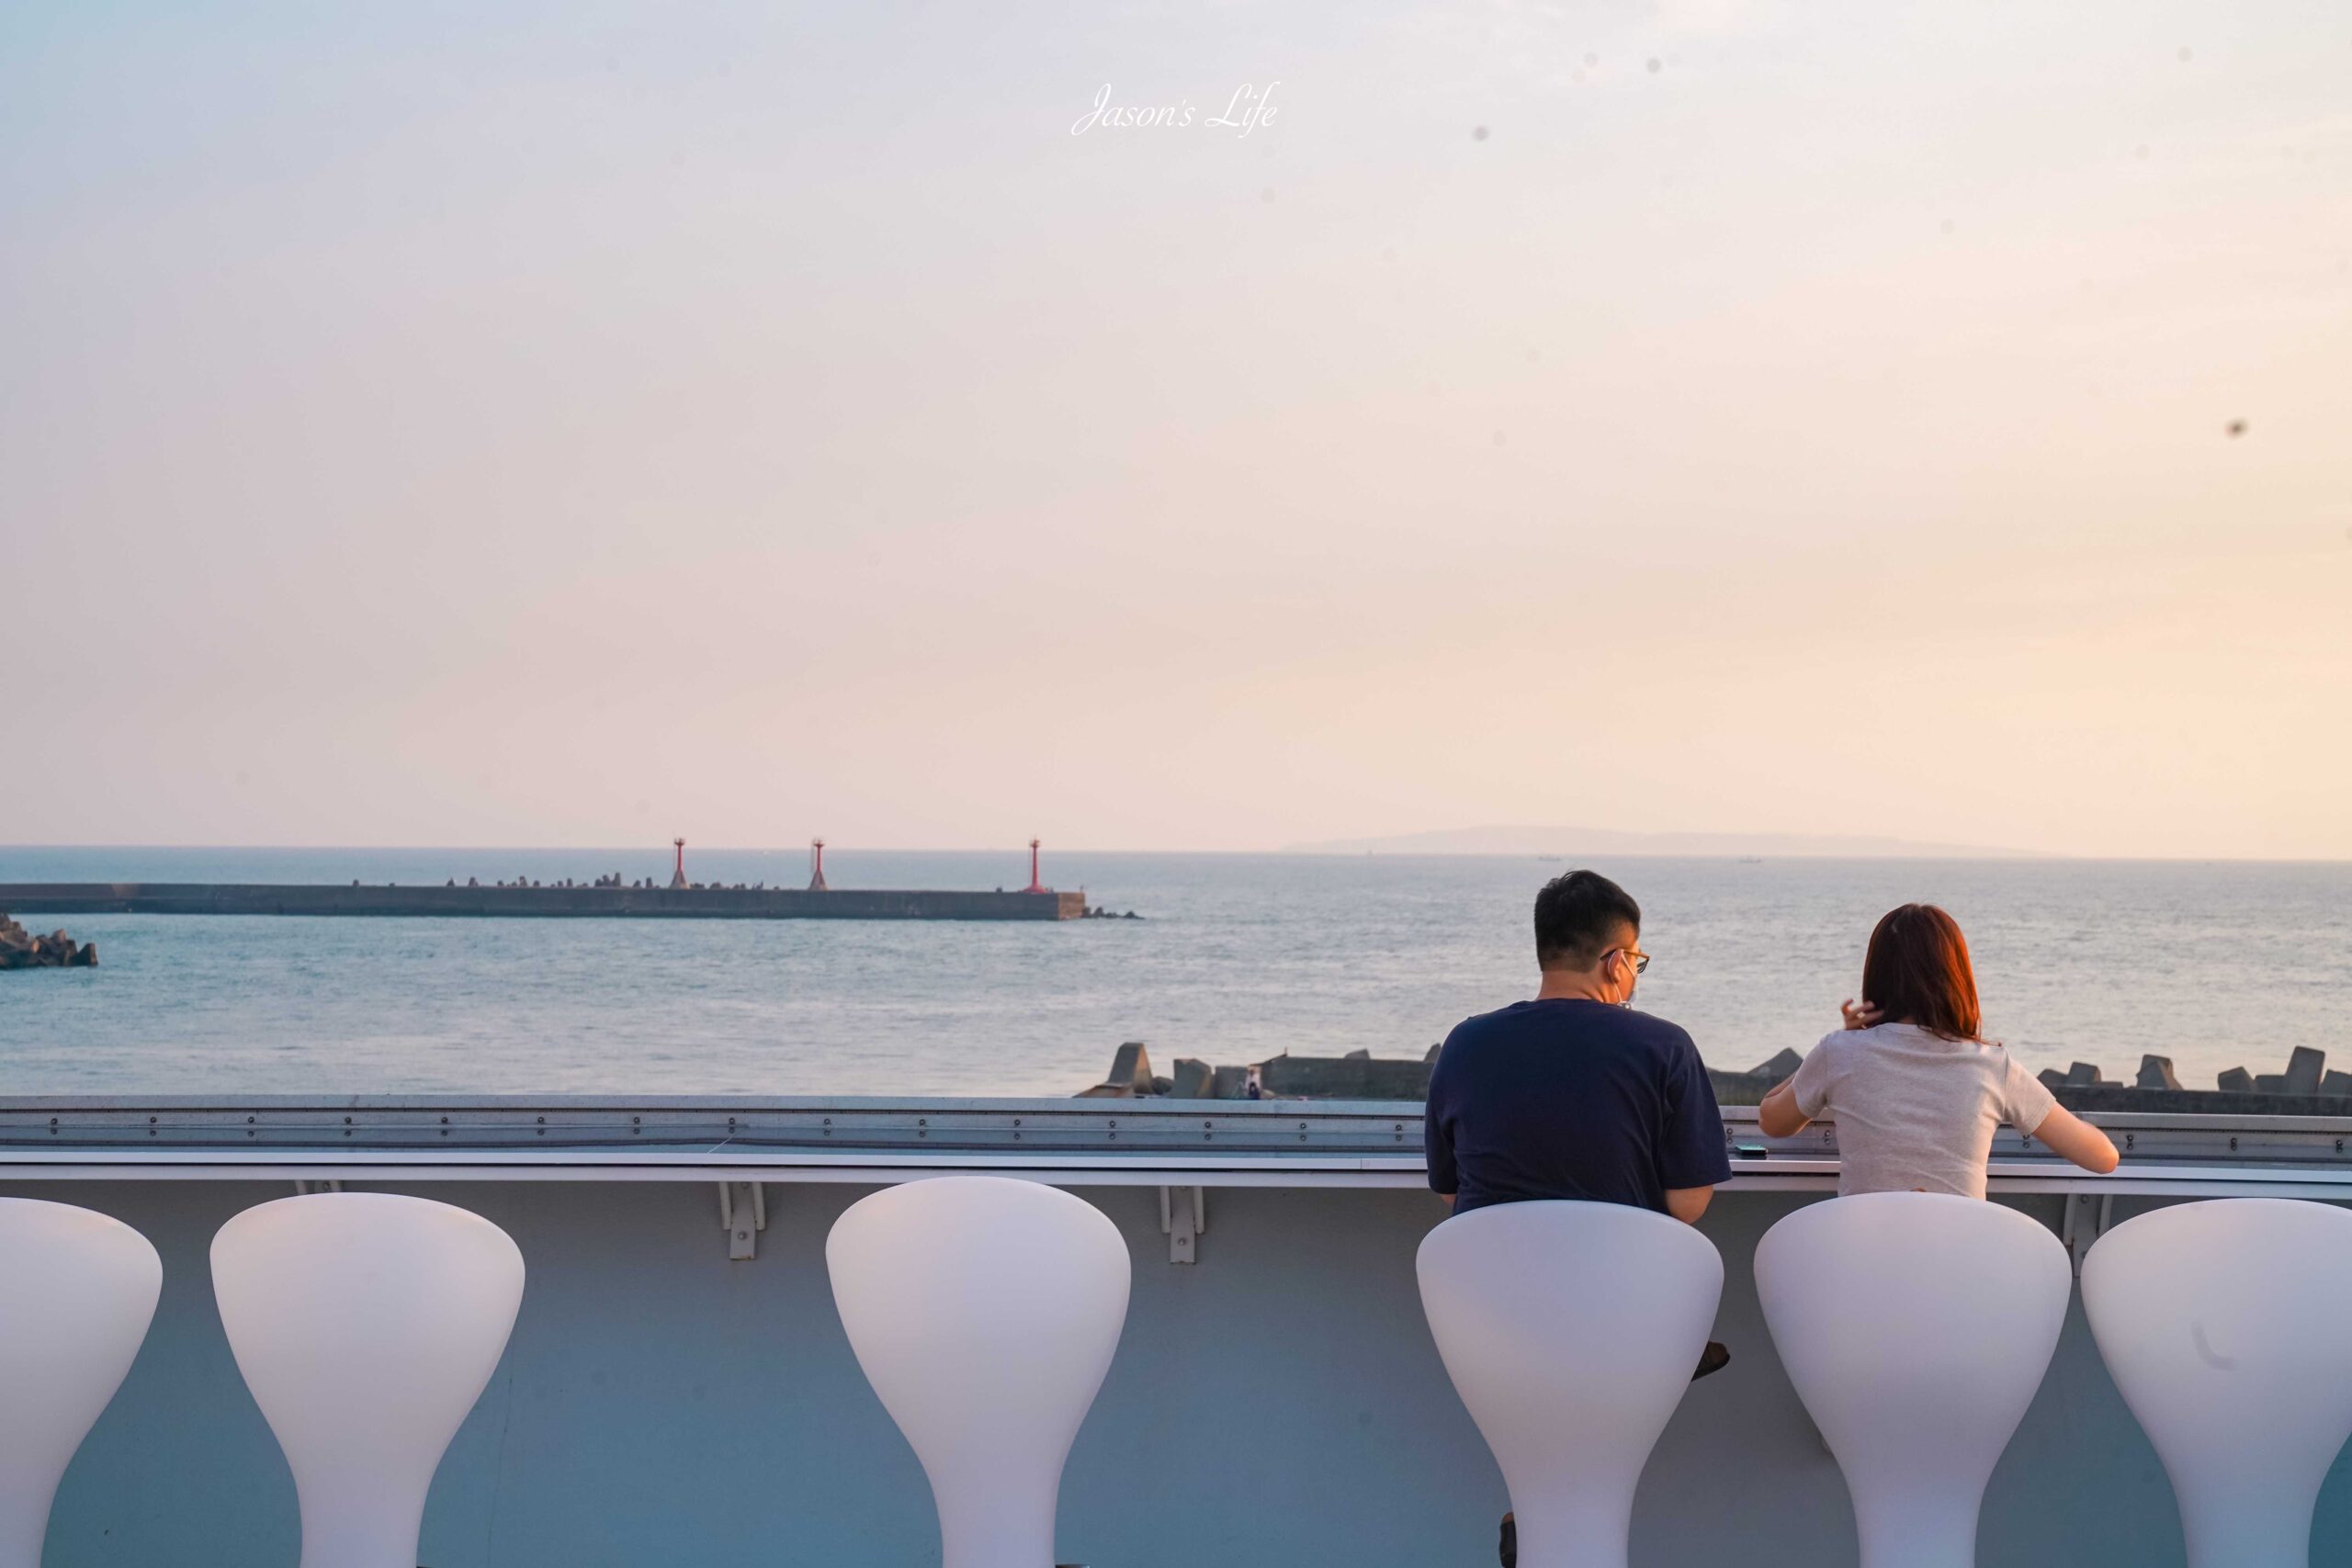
[1,847,2345,1098]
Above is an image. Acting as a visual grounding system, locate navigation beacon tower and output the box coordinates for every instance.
[670,838,688,890]
[808,839,829,892]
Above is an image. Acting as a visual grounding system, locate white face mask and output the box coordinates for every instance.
[1611,951,1641,1006]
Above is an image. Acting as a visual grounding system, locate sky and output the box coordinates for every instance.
[2,0,2346,858]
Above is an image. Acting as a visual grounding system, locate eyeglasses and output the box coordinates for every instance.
[1613,948,1652,976]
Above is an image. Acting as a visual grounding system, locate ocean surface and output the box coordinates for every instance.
[2,847,2346,1099]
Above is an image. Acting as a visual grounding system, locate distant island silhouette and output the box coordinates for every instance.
[1283,825,2049,859]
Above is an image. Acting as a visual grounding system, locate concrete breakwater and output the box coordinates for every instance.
[1079,1042,1439,1100]
[1078,1042,1785,1103]
[1081,1040,2352,1117]
[1713,1043,2352,1117]
[0,882,1089,921]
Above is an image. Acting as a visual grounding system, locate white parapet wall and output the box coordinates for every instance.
[7,1095,2352,1568]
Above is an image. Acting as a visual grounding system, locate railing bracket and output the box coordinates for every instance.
[718,1180,767,1260]
[2059,1190,2113,1277]
[1159,1185,1206,1264]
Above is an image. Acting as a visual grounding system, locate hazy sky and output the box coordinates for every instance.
[4,1,2346,856]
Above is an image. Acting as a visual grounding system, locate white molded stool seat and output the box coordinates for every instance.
[1416,1201,1724,1568]
[2083,1198,2352,1568]
[1754,1192,2069,1568]
[826,1177,1130,1568]
[0,1199,163,1568]
[211,1193,526,1568]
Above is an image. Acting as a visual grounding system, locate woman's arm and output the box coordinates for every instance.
[2030,1104,2120,1174]
[1758,1077,1811,1138]
[1758,1004,1870,1138]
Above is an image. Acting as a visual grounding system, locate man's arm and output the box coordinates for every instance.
[1424,1037,1460,1205]
[1663,1186,1713,1224]
[1655,1029,1734,1224]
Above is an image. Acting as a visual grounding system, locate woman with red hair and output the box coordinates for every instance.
[1758,903,2117,1195]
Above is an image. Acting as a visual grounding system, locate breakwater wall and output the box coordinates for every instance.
[0,883,1086,921]
[1084,1042,2352,1118]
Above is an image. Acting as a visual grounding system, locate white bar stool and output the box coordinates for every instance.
[1754,1192,2069,1568]
[2083,1197,2352,1568]
[826,1176,1130,1568]
[210,1193,525,1568]
[1416,1201,1724,1568]
[0,1199,162,1568]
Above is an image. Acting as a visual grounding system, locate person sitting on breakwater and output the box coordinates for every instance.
[1427,870,1734,1568]
[1758,903,2118,1194]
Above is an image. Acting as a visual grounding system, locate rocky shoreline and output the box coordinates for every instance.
[0,912,96,969]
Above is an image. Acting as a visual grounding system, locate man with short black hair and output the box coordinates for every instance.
[1428,870,1733,1568]
[1426,868,1730,1221]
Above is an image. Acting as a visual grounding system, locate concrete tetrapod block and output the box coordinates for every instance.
[2217,1067,2255,1094]
[1105,1043,1155,1095]
[2138,1055,2182,1091]
[2285,1047,2326,1096]
[1169,1059,1215,1100]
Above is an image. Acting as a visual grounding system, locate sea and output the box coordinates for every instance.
[2,847,2346,1100]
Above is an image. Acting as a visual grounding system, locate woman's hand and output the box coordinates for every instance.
[1840,998,1883,1031]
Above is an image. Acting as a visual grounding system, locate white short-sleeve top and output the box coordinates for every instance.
[1789,1022,2058,1199]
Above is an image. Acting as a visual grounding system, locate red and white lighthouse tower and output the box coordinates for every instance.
[669,838,688,890]
[808,838,829,892]
[1023,838,1048,895]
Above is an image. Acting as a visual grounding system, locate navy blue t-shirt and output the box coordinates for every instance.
[1425,998,1733,1215]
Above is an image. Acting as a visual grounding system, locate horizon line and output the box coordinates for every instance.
[3,841,2347,866]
